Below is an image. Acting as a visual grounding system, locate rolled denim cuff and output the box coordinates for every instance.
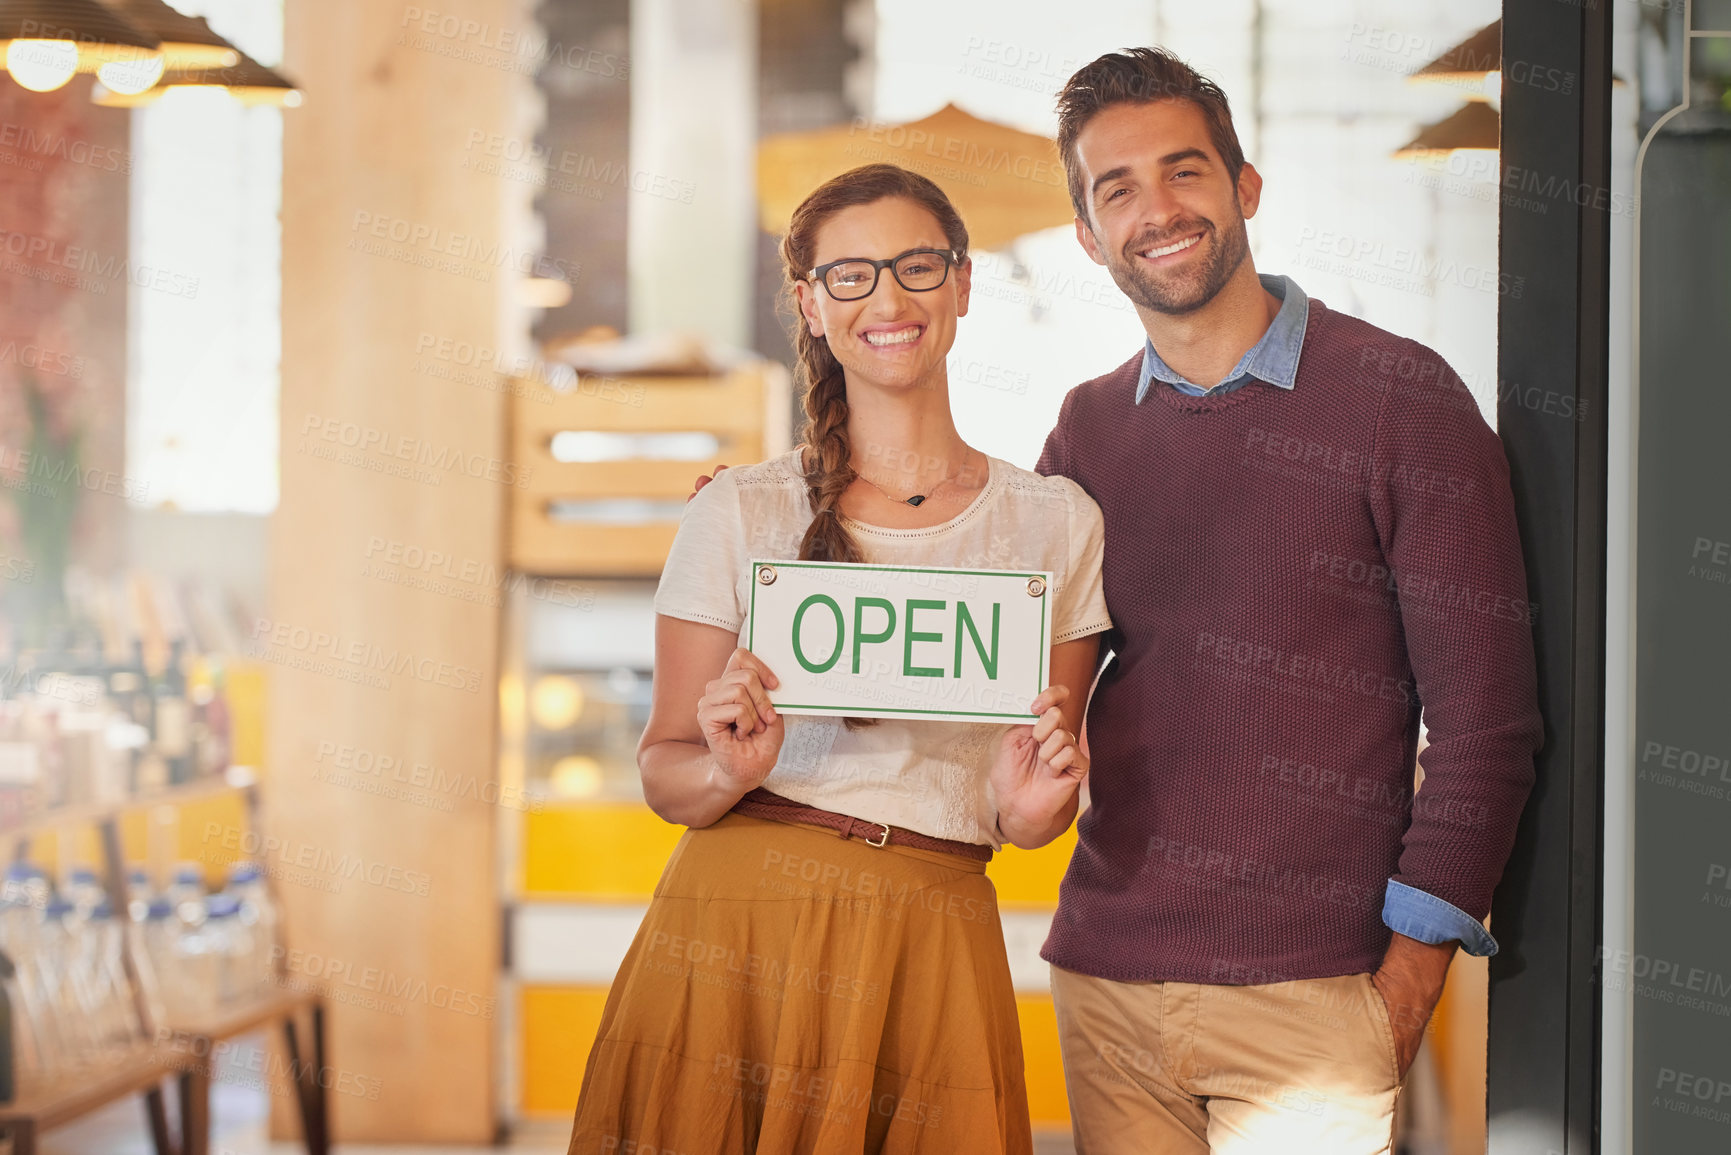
[1383,879,1498,957]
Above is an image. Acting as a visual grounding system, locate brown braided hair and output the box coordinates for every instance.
[780,164,970,565]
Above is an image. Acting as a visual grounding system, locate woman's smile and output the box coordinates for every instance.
[859,322,925,349]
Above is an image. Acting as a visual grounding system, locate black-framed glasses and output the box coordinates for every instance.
[808,248,960,301]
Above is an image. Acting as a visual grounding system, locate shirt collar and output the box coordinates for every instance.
[1134,274,1310,403]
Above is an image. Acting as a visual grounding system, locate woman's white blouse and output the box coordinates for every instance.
[654,450,1112,846]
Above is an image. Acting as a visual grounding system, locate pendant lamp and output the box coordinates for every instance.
[92,43,299,107]
[0,0,158,92]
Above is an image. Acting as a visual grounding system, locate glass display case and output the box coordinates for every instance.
[504,578,657,807]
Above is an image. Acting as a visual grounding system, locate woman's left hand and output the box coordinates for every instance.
[989,685,1087,830]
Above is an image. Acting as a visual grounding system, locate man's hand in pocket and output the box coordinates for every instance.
[1370,932,1455,1078]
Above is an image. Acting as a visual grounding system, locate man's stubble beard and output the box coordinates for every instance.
[1104,207,1252,317]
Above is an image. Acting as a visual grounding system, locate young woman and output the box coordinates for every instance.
[568,163,1110,1155]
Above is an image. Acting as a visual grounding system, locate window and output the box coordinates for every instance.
[127,0,284,512]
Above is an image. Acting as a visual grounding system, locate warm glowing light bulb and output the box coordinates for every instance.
[549,755,604,798]
[6,40,79,92]
[530,676,586,730]
[97,54,165,96]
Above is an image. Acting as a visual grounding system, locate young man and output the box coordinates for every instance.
[1036,48,1541,1153]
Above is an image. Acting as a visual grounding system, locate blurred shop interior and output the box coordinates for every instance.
[0,0,1714,1151]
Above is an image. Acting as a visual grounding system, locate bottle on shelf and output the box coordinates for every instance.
[0,871,59,1075]
[0,735,39,828]
[152,641,192,786]
[84,901,142,1047]
[164,862,206,926]
[125,866,153,920]
[129,896,175,1031]
[1,862,49,912]
[24,704,64,811]
[202,894,253,1006]
[167,896,217,1024]
[194,666,232,778]
[223,862,278,986]
[105,667,143,728]
[65,866,106,921]
[125,639,157,743]
[37,896,97,1065]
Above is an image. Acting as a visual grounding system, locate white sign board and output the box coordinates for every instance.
[745,560,1052,723]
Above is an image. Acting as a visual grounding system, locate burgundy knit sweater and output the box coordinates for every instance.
[1038,299,1542,984]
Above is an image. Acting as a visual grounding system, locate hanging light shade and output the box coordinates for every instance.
[758,103,1071,251]
[93,45,300,107]
[0,0,158,91]
[97,1,239,69]
[1392,101,1500,159]
[1409,20,1500,102]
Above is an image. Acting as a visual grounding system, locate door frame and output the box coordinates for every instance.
[1488,1,1613,1152]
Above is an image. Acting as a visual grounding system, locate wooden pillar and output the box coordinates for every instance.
[270,0,538,1140]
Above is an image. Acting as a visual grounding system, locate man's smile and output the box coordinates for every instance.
[1137,231,1205,264]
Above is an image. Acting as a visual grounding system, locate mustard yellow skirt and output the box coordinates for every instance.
[567,811,1033,1154]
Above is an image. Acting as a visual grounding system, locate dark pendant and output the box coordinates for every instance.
[905,494,927,507]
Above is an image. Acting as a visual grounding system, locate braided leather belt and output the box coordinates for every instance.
[731,788,993,863]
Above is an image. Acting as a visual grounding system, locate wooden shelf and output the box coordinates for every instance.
[0,770,323,1154]
[0,1039,188,1127]
[157,986,320,1045]
[505,364,775,576]
[0,773,255,842]
[0,990,328,1154]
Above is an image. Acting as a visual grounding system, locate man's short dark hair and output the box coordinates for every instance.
[1055,47,1247,222]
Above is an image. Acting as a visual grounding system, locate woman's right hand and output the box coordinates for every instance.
[697,647,785,789]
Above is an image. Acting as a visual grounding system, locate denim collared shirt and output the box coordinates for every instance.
[1135,273,1309,402]
[1137,272,1499,958]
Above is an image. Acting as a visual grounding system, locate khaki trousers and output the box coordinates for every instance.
[1051,965,1403,1154]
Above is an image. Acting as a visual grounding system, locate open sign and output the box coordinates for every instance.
[745,560,1051,722]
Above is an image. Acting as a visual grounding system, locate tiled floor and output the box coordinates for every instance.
[34,1035,1078,1154]
[40,1077,273,1155]
[43,1097,1077,1154]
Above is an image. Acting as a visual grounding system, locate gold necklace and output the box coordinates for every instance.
[854,452,977,507]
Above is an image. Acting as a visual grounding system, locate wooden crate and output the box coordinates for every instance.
[507,367,779,576]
